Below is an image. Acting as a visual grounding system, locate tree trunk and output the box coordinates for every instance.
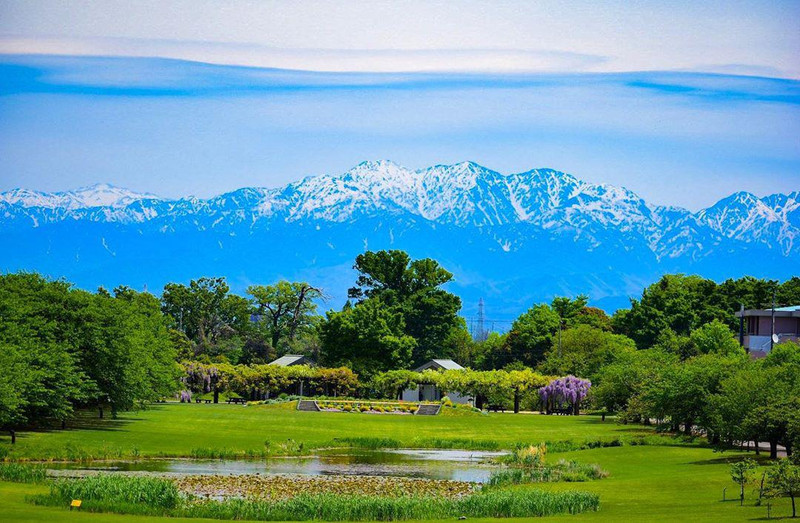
[755,438,760,455]
[513,389,520,414]
[213,386,219,404]
[99,407,104,419]
[740,483,744,506]
[61,419,66,430]
[10,429,15,445]
[769,440,778,459]
[684,420,693,435]
[601,413,606,422]
[791,494,796,518]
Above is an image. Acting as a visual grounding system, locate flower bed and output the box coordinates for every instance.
[316,400,425,414]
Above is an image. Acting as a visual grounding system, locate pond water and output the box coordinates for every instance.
[46,449,507,483]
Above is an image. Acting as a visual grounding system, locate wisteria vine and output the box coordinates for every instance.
[539,376,591,415]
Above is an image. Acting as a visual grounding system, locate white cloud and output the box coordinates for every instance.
[1,0,798,77]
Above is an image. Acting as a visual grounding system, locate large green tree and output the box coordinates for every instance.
[247,281,322,351]
[335,250,463,367]
[162,277,253,359]
[539,324,636,382]
[502,304,560,367]
[320,299,416,375]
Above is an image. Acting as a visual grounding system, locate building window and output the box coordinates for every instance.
[746,316,759,335]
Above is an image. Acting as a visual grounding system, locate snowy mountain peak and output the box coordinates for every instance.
[0,183,161,210]
[66,183,162,208]
[2,161,797,257]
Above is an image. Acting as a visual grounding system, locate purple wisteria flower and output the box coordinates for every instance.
[539,375,591,415]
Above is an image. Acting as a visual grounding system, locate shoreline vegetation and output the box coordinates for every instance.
[1,402,701,463]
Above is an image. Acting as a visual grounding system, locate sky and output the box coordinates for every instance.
[0,0,799,210]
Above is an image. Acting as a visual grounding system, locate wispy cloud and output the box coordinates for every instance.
[0,36,610,74]
[1,54,798,211]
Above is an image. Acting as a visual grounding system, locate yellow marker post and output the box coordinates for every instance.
[70,499,82,510]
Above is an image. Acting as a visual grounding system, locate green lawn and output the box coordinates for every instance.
[0,402,793,522]
[2,402,657,459]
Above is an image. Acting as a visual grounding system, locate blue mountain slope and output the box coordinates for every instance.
[1,161,798,318]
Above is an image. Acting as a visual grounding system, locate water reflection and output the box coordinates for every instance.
[46,448,506,483]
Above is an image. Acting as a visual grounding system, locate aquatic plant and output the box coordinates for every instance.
[175,474,475,500]
[0,463,47,483]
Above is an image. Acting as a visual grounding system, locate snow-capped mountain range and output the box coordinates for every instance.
[1,161,798,314]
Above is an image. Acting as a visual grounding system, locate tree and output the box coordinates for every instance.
[539,376,591,415]
[162,277,252,350]
[615,275,729,348]
[766,459,800,518]
[347,250,452,303]
[593,349,676,421]
[320,298,416,375]
[730,459,757,506]
[327,250,462,368]
[551,295,589,327]
[539,324,636,382]
[710,364,770,453]
[503,304,560,367]
[690,320,744,357]
[247,281,322,350]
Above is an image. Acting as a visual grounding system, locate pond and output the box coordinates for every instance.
[46,448,507,483]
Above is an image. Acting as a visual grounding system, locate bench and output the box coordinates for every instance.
[488,404,506,413]
[226,397,247,405]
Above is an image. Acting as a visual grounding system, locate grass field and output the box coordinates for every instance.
[0,402,792,522]
[1,402,659,459]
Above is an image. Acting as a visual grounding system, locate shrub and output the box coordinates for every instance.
[441,396,454,408]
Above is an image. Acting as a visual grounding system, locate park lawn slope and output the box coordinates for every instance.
[2,402,661,460]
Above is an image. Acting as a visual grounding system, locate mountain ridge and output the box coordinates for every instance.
[1,161,797,315]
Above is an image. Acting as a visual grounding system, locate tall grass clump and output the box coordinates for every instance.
[334,437,403,449]
[32,477,599,521]
[411,437,501,451]
[486,460,608,487]
[0,463,47,483]
[46,475,182,509]
[180,489,599,520]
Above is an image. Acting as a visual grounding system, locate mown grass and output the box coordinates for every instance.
[0,403,793,522]
[1,402,668,461]
[31,475,599,521]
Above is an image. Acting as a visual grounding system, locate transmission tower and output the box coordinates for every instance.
[476,298,488,342]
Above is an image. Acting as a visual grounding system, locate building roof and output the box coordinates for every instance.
[269,354,314,367]
[775,305,800,312]
[414,359,464,372]
[735,306,800,318]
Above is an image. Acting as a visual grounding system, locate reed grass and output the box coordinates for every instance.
[45,475,182,509]
[486,459,608,487]
[0,463,47,483]
[31,474,599,520]
[334,436,502,451]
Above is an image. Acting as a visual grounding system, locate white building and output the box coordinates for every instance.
[402,359,472,405]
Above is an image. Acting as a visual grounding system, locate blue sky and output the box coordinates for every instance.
[0,1,798,210]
